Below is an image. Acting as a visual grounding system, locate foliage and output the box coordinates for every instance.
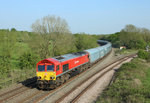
[11,28,17,31]
[31,15,70,34]
[19,52,39,69]
[138,50,149,59]
[74,33,99,51]
[101,32,121,48]
[138,50,150,62]
[101,24,150,49]
[31,15,77,58]
[119,31,147,49]
[0,55,10,77]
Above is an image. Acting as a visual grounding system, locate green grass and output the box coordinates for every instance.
[96,58,150,103]
[142,67,150,88]
[0,69,36,89]
[115,49,137,55]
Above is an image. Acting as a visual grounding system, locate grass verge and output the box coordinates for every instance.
[96,58,150,103]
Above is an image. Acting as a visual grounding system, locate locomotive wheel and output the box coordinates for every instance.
[37,81,44,89]
[80,66,84,72]
[77,68,81,74]
[85,64,88,69]
[65,74,70,81]
[56,77,61,86]
[61,76,66,84]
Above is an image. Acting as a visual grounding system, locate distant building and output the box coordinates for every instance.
[120,46,126,50]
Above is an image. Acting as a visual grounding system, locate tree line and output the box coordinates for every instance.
[101,24,150,49]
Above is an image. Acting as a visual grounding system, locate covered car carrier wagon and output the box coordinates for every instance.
[84,48,100,63]
[84,40,111,63]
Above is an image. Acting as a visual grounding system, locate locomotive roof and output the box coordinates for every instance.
[53,51,87,62]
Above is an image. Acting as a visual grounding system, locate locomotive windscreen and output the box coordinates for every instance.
[47,65,54,71]
[38,65,45,71]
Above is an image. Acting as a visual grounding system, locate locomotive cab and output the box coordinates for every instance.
[37,63,56,80]
[36,58,60,81]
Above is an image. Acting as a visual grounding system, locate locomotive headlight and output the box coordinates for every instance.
[50,77,55,80]
[38,76,41,79]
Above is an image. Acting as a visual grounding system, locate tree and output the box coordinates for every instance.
[100,32,121,48]
[11,28,17,31]
[31,15,70,34]
[122,24,140,33]
[31,15,76,58]
[74,33,98,51]
[140,28,150,42]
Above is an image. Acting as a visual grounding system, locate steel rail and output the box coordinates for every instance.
[0,79,36,103]
[55,54,136,103]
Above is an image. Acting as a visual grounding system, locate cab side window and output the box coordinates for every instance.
[63,64,69,72]
[56,65,59,71]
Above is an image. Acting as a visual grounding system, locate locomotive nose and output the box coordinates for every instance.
[37,72,56,80]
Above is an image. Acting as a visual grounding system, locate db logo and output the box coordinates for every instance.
[75,61,79,64]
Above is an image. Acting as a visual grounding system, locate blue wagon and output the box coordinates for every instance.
[84,40,111,63]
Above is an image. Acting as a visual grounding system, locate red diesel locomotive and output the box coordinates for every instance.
[36,52,90,89]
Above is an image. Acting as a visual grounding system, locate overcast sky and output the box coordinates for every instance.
[0,0,150,34]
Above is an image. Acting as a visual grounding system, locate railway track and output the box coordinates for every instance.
[0,78,36,103]
[55,54,136,103]
[18,50,112,103]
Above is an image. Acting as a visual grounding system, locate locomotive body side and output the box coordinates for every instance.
[55,53,89,77]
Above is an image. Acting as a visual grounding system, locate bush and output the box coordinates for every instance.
[19,52,39,69]
[147,53,150,62]
[0,55,11,77]
[138,50,148,59]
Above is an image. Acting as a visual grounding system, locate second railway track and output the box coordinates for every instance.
[0,78,36,103]
[55,54,136,103]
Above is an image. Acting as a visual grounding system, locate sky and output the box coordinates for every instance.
[0,0,150,34]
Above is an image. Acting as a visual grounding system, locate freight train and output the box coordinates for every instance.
[36,40,112,89]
